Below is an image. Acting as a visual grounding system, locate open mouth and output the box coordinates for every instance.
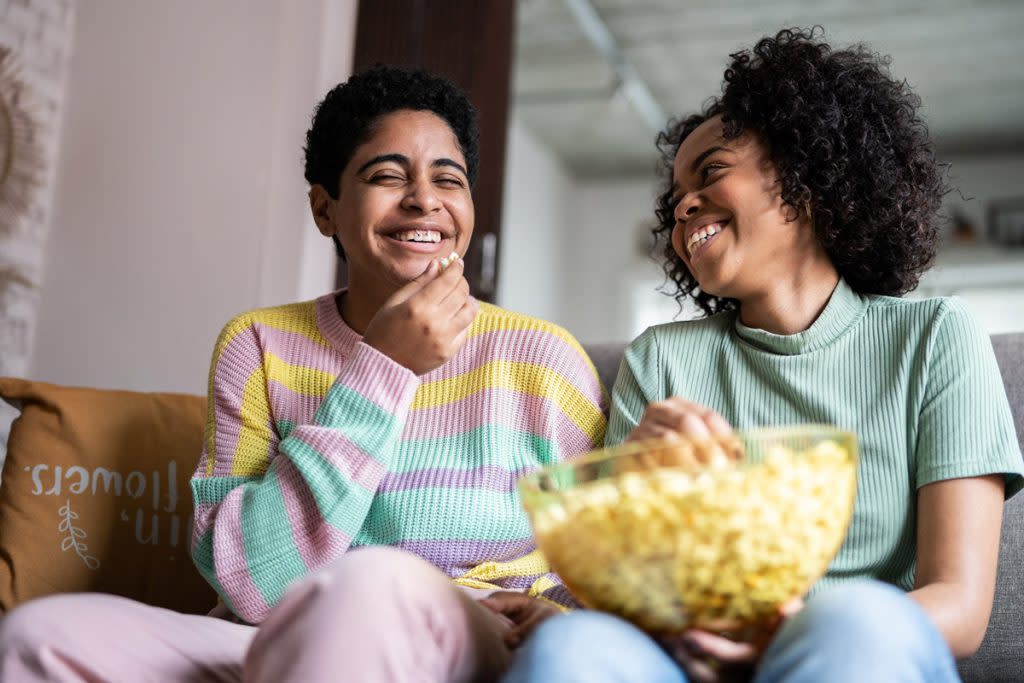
[391,228,442,244]
[686,220,729,259]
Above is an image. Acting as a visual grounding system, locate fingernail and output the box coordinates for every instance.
[440,257,450,269]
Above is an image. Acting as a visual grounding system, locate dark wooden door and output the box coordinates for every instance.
[335,0,516,302]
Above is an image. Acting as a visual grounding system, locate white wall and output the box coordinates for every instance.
[500,152,1024,344]
[30,0,356,394]
[497,118,574,323]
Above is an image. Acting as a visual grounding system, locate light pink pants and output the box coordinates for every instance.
[0,547,514,682]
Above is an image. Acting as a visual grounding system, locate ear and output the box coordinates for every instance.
[309,185,336,237]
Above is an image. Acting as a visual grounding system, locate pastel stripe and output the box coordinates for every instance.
[208,489,272,621]
[413,360,604,436]
[238,467,308,609]
[282,427,385,524]
[357,488,532,541]
[392,537,537,575]
[378,464,534,494]
[392,424,558,473]
[425,327,602,398]
[404,387,594,450]
[469,303,595,373]
[228,369,277,477]
[274,454,354,569]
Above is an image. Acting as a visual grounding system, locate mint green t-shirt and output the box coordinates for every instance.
[608,279,1023,593]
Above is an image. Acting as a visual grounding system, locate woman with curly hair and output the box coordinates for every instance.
[505,28,1022,683]
[0,66,606,682]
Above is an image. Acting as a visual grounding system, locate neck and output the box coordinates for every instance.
[337,273,396,335]
[737,262,840,335]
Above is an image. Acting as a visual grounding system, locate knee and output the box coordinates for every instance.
[792,581,938,655]
[0,594,89,654]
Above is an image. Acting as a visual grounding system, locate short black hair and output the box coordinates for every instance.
[303,65,480,259]
[653,27,949,316]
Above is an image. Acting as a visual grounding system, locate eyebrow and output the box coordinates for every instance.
[690,145,726,173]
[356,153,468,177]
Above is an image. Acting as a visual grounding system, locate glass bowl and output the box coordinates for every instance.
[518,425,857,634]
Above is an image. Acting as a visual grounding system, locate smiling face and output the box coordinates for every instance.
[669,116,821,303]
[310,109,474,297]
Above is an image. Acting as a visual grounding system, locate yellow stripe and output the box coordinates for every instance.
[264,351,336,398]
[231,368,275,477]
[470,304,598,382]
[412,360,605,439]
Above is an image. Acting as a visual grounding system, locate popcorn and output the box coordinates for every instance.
[526,436,857,634]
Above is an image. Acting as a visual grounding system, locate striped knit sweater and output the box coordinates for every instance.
[191,293,607,624]
[608,279,1023,595]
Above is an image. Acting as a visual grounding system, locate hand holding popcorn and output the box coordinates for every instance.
[362,253,478,375]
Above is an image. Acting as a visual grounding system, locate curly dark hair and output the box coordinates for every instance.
[304,65,480,259]
[653,27,948,316]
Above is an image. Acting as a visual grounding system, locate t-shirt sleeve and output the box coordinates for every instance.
[606,327,662,446]
[915,299,1024,498]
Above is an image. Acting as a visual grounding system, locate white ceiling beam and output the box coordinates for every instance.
[562,0,667,132]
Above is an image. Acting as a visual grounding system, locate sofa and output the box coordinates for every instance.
[0,333,1021,681]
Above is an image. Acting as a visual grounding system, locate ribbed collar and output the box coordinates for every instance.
[732,279,867,356]
[315,289,362,354]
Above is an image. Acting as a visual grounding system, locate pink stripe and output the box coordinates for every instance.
[274,455,353,570]
[404,387,595,453]
[267,380,323,429]
[291,426,388,493]
[252,322,345,375]
[192,501,214,547]
[209,489,272,623]
[377,464,533,494]
[422,328,603,400]
[334,342,419,414]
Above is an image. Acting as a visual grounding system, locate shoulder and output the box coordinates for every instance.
[863,294,986,346]
[213,299,322,358]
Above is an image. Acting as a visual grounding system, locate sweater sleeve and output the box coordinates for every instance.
[190,316,419,623]
[914,300,1024,497]
[606,327,661,446]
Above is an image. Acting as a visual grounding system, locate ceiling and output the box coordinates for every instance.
[512,0,1024,178]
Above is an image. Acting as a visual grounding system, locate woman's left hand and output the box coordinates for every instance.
[661,599,804,683]
[479,592,562,648]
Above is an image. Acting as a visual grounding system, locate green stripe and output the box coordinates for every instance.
[392,424,559,473]
[356,487,532,542]
[314,382,402,455]
[191,475,261,505]
[279,435,376,536]
[239,467,308,607]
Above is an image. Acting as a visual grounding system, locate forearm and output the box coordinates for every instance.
[194,341,419,622]
[909,582,991,658]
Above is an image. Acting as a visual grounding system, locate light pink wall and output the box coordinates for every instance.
[31,0,357,394]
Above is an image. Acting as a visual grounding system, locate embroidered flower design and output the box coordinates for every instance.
[59,498,100,570]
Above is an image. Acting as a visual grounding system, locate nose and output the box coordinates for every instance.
[674,192,701,224]
[401,178,442,213]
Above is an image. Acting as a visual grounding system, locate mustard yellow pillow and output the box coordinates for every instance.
[0,378,216,614]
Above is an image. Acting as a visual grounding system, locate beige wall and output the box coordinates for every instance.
[30,0,357,394]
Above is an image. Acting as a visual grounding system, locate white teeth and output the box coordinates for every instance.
[686,223,724,256]
[394,229,441,243]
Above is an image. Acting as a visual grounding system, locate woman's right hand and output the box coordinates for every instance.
[626,397,734,443]
[362,257,479,375]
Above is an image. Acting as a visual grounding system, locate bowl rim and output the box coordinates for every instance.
[518,423,858,494]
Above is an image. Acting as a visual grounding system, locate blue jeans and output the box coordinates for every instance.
[503,581,961,683]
